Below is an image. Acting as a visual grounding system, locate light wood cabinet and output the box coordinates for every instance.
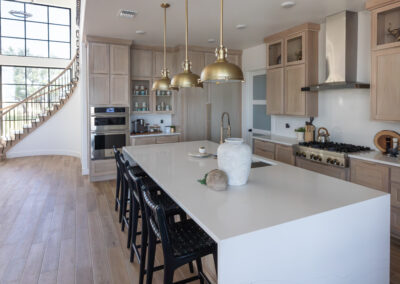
[391,181,400,208]
[89,43,109,74]
[370,47,400,121]
[264,23,319,117]
[90,159,116,181]
[110,75,129,105]
[89,74,110,105]
[391,207,400,237]
[130,135,180,146]
[350,159,390,192]
[368,1,400,121]
[156,135,179,144]
[275,144,295,165]
[285,64,306,116]
[253,140,275,160]
[132,49,153,77]
[110,45,129,75]
[296,158,349,180]
[266,68,284,115]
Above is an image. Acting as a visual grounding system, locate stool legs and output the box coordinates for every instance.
[146,232,157,284]
[115,169,121,211]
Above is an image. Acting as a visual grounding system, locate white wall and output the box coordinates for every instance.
[242,11,400,149]
[7,84,82,158]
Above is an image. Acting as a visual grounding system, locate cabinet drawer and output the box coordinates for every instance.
[254,148,275,160]
[350,159,390,192]
[392,182,400,208]
[296,158,349,180]
[156,135,179,144]
[91,159,116,177]
[391,206,400,237]
[254,139,275,152]
[392,167,400,184]
[275,144,295,165]
[133,137,156,145]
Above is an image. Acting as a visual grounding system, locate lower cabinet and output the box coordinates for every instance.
[131,135,180,146]
[253,139,275,160]
[275,144,295,165]
[350,159,390,193]
[296,158,349,180]
[90,159,116,182]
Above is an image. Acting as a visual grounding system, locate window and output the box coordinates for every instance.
[0,0,71,59]
[1,66,63,110]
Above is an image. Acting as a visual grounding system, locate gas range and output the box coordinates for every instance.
[294,142,371,168]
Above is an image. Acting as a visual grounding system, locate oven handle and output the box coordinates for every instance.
[91,114,128,118]
[91,131,129,135]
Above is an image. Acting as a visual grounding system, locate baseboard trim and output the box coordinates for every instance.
[6,149,81,159]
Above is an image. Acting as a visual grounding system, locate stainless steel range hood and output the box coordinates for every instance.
[302,11,370,92]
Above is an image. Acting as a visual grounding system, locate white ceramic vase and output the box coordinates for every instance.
[217,138,252,186]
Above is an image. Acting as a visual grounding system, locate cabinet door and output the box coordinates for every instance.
[89,74,109,105]
[350,159,390,192]
[153,51,176,77]
[133,137,156,145]
[371,48,400,121]
[392,182,400,208]
[253,140,275,160]
[110,45,129,75]
[131,49,153,77]
[391,207,400,237]
[267,39,284,69]
[156,135,179,144]
[285,64,306,116]
[266,68,284,115]
[110,75,129,106]
[89,43,109,74]
[275,144,295,165]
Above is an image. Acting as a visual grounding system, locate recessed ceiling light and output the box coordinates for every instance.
[136,30,145,35]
[236,24,247,30]
[208,38,216,43]
[281,1,296,8]
[119,9,137,19]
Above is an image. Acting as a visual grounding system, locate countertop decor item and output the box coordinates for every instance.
[217,138,251,186]
[206,169,228,191]
[388,23,400,41]
[295,127,305,142]
[199,146,206,154]
[317,127,330,143]
[374,130,400,153]
[188,152,212,158]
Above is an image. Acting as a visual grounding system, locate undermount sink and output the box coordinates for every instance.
[251,161,273,168]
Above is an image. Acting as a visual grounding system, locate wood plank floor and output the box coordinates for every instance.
[0,155,398,284]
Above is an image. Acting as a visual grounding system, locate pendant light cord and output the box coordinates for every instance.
[220,0,223,48]
[163,5,167,70]
[185,0,188,62]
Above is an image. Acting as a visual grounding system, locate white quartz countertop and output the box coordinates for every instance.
[130,132,180,138]
[123,141,386,243]
[349,151,400,168]
[252,133,298,146]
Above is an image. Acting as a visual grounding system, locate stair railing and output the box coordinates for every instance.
[0,51,80,146]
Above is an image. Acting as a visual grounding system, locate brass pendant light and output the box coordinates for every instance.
[170,0,203,88]
[152,3,175,91]
[200,0,244,83]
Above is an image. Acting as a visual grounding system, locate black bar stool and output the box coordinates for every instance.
[112,146,122,212]
[141,177,217,284]
[126,166,194,284]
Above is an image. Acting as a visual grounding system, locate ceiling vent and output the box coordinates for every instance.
[118,9,137,19]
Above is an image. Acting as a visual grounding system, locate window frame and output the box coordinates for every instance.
[0,0,71,59]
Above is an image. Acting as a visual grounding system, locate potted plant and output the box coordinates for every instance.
[295,127,306,142]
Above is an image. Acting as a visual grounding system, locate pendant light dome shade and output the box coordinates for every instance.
[171,0,203,88]
[152,3,175,91]
[200,0,244,83]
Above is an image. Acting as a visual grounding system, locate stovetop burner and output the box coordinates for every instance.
[298,142,371,153]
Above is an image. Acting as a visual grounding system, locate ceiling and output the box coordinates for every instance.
[83,0,367,50]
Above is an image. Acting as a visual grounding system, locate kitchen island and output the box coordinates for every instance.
[123,141,390,284]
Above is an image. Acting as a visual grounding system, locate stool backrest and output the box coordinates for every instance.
[126,166,142,205]
[141,179,172,256]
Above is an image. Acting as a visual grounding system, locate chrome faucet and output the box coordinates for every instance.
[220,112,231,144]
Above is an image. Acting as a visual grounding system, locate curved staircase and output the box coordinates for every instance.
[0,52,80,160]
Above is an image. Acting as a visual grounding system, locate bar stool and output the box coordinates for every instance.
[141,177,218,284]
[126,167,194,284]
[112,146,122,212]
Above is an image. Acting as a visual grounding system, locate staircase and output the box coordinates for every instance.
[0,51,80,160]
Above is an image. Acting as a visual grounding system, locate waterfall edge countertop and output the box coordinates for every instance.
[123,140,386,242]
[252,133,298,146]
[123,141,390,283]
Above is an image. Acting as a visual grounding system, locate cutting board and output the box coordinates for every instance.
[374,130,400,153]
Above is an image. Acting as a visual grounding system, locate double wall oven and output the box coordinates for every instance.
[90,107,129,160]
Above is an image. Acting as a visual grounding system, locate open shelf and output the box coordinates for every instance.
[132,80,151,112]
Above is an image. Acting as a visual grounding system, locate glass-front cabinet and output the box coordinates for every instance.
[267,39,283,69]
[154,89,174,114]
[286,32,305,65]
[372,2,400,50]
[131,79,152,114]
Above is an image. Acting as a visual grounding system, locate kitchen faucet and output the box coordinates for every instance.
[220,112,231,144]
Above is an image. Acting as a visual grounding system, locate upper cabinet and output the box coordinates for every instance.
[367,0,400,121]
[132,49,153,78]
[264,23,319,117]
[87,37,131,106]
[153,50,177,78]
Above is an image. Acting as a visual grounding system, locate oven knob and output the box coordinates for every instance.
[327,157,331,163]
[318,156,322,161]
[310,154,314,159]
[330,159,336,165]
[302,152,306,157]
[335,161,340,166]
[296,151,299,156]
